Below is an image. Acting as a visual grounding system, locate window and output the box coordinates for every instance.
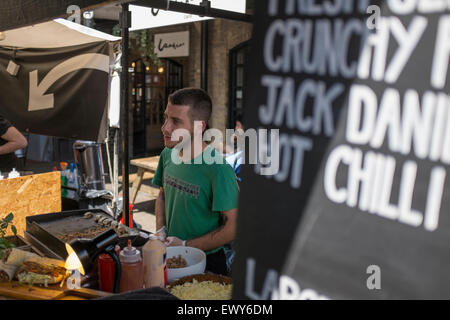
[228,41,251,129]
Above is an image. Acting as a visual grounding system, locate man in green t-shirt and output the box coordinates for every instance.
[152,88,239,276]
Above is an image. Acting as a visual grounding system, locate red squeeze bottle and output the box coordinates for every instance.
[97,245,121,293]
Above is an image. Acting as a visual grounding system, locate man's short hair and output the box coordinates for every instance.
[168,88,212,122]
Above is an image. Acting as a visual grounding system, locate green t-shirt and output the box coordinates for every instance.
[152,146,239,254]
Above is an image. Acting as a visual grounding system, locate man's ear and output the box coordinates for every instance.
[192,120,206,135]
[195,120,207,133]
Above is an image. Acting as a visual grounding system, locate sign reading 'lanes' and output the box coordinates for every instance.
[233,0,450,300]
[154,31,189,58]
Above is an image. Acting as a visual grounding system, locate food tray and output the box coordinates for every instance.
[26,209,149,259]
[2,235,45,258]
[167,274,233,300]
[168,274,232,288]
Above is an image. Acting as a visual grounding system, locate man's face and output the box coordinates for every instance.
[161,102,193,149]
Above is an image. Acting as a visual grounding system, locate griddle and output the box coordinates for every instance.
[26,209,150,260]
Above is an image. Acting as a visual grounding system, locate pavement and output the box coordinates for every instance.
[110,173,158,234]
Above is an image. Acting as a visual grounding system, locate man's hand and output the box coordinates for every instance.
[156,226,167,241]
[165,236,184,247]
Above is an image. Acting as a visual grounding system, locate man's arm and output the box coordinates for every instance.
[166,208,238,252]
[155,187,167,235]
[0,127,27,155]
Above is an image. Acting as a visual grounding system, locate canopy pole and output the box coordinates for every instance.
[120,3,131,227]
[113,128,119,215]
[201,1,210,91]
[201,20,208,91]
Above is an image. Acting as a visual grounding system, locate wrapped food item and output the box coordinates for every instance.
[15,257,68,286]
[0,261,17,282]
[2,248,40,267]
[0,249,40,282]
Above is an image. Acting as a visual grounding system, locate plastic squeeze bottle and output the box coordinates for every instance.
[66,163,77,199]
[60,162,68,197]
[97,245,121,293]
[119,240,144,293]
[8,168,20,179]
[142,235,167,288]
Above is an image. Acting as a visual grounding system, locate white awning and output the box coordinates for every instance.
[0,18,121,49]
[130,0,247,31]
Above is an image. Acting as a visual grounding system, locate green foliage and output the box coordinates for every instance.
[111,25,163,69]
[112,24,121,37]
[134,30,163,68]
[0,213,17,259]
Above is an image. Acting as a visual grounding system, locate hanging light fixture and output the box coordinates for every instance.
[65,229,122,293]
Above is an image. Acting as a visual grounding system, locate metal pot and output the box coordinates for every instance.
[73,140,105,191]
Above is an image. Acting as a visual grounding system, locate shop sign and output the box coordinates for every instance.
[154,31,189,58]
[232,0,450,300]
[130,0,246,31]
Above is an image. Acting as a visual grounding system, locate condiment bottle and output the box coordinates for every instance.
[119,240,144,293]
[97,245,121,293]
[60,162,68,197]
[8,168,20,179]
[142,235,167,288]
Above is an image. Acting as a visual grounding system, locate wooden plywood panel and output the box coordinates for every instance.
[0,172,61,236]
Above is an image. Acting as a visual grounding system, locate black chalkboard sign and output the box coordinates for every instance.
[232,0,450,299]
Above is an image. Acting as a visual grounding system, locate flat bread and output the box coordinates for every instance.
[15,256,67,285]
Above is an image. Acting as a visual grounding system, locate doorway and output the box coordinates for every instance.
[131,58,184,157]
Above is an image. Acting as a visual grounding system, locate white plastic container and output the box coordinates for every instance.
[8,168,20,179]
[142,236,167,288]
[166,246,206,283]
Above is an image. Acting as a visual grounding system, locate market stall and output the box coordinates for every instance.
[0,18,121,142]
[0,1,241,301]
[0,17,123,299]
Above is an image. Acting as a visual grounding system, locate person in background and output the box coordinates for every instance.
[226,115,245,178]
[152,88,239,276]
[0,115,27,173]
[220,116,245,276]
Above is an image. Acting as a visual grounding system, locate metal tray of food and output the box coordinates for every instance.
[26,209,150,260]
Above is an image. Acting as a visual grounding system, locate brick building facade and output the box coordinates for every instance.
[127,17,253,156]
